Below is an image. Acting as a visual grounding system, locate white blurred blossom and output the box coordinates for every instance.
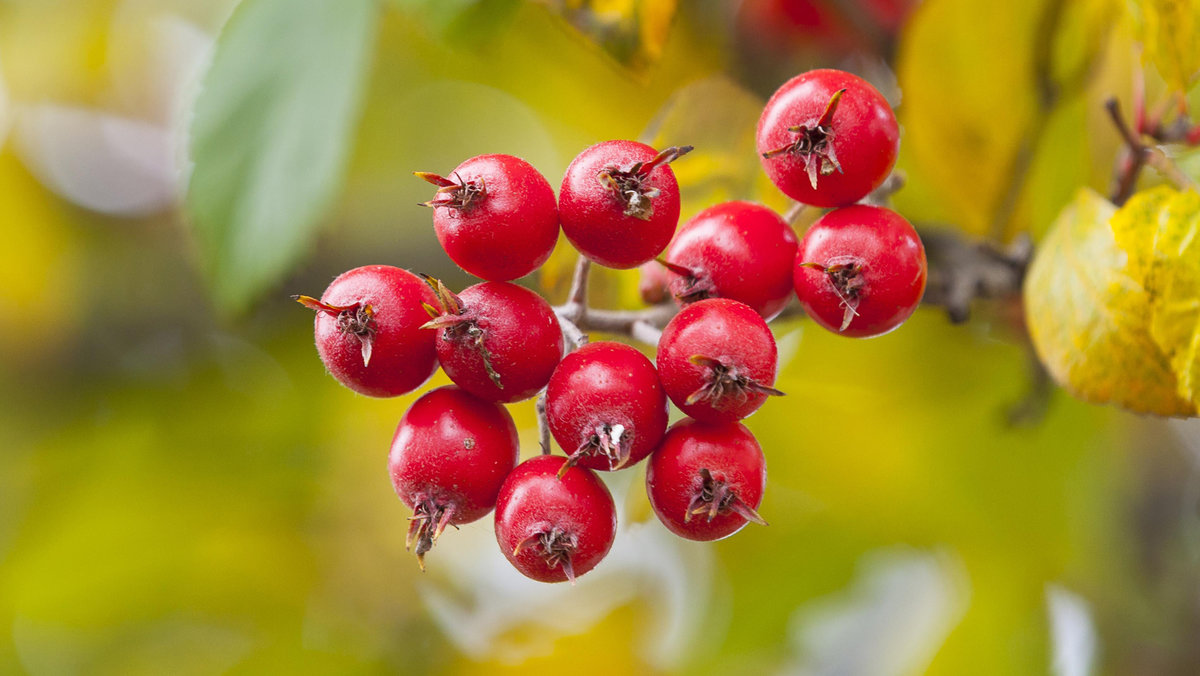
[778,548,970,676]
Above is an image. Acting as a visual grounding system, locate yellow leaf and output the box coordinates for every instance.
[1024,188,1194,416]
[896,0,1116,239]
[1109,185,1175,282]
[1146,189,1200,404]
[1133,0,1200,93]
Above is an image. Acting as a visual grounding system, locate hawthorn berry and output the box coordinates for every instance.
[421,278,563,403]
[546,341,669,473]
[757,68,898,207]
[794,205,926,338]
[389,385,520,569]
[559,140,691,269]
[638,260,672,305]
[661,201,799,320]
[657,298,783,423]
[493,455,617,584]
[416,154,559,281]
[294,265,438,398]
[646,419,767,542]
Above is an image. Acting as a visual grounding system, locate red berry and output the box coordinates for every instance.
[546,341,669,473]
[638,260,672,305]
[757,69,898,207]
[417,154,559,281]
[661,201,799,320]
[646,419,767,542]
[422,278,563,403]
[793,205,926,338]
[656,299,783,423]
[559,140,691,269]
[388,385,520,569]
[294,265,438,397]
[493,455,617,584]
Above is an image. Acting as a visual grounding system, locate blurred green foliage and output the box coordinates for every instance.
[2,0,1200,674]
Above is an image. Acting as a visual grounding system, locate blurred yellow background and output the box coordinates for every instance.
[2,0,1199,674]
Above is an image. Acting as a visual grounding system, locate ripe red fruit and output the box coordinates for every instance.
[661,201,799,320]
[388,385,520,569]
[493,455,617,584]
[757,69,898,207]
[646,419,767,541]
[422,278,563,403]
[559,140,691,269]
[546,341,669,473]
[656,298,783,423]
[416,154,559,282]
[794,205,926,338]
[294,265,438,397]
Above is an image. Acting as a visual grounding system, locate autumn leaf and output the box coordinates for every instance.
[1025,187,1199,416]
[1132,0,1200,94]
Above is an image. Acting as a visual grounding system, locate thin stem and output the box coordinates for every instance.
[557,313,589,349]
[1107,97,1148,206]
[630,320,663,345]
[783,201,808,226]
[560,256,591,323]
[576,304,677,336]
[536,390,551,455]
[1146,147,1199,192]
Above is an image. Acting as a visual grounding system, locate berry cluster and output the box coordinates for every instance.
[295,68,928,583]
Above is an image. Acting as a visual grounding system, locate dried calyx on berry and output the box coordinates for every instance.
[597,145,693,220]
[405,497,456,571]
[294,295,377,366]
[659,258,714,305]
[562,422,631,476]
[799,255,866,332]
[686,467,767,526]
[415,171,487,212]
[418,275,503,390]
[512,525,580,583]
[685,355,785,408]
[761,88,845,189]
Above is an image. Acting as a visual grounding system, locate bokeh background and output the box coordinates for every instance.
[3,0,1200,673]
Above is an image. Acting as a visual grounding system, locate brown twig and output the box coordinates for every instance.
[917,227,1032,324]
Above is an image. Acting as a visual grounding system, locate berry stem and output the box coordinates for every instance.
[559,255,591,324]
[631,319,663,345]
[536,390,552,455]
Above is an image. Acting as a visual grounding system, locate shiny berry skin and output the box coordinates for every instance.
[794,205,926,338]
[423,279,563,403]
[417,154,559,281]
[646,419,767,541]
[546,341,669,473]
[389,386,520,569]
[662,201,799,320]
[656,299,782,423]
[494,455,617,584]
[294,265,438,398]
[757,69,898,207]
[559,140,691,269]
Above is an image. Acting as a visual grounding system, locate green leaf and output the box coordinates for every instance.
[1132,0,1200,93]
[1025,188,1197,416]
[187,0,377,316]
